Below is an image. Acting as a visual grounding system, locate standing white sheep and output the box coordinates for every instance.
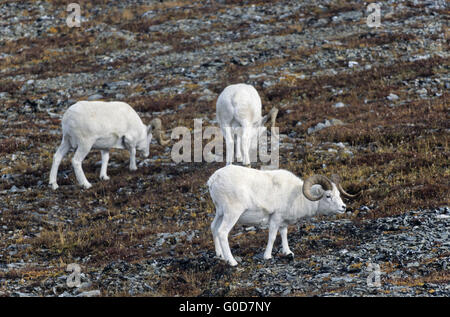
[207,165,360,266]
[216,84,278,166]
[49,101,169,190]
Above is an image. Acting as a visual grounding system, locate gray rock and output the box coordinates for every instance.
[417,88,427,95]
[87,94,104,101]
[14,292,36,297]
[387,93,399,101]
[106,81,130,89]
[76,290,101,297]
[333,102,346,108]
[332,11,363,23]
[9,185,19,193]
[115,93,125,100]
[307,119,344,134]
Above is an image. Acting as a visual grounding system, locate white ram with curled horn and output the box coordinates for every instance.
[49,101,170,190]
[207,165,361,266]
[216,83,278,167]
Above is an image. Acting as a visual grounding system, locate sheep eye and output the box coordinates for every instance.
[326,194,331,199]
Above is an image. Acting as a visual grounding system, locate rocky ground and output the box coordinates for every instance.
[0,0,449,296]
[3,206,449,297]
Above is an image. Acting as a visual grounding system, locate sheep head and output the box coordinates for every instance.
[142,118,170,157]
[302,174,361,215]
[302,174,345,215]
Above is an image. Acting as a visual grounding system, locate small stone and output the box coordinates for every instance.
[9,185,18,193]
[76,290,101,297]
[307,119,343,134]
[67,98,77,105]
[281,288,292,295]
[87,94,103,101]
[387,93,399,101]
[417,88,427,95]
[142,10,155,18]
[333,102,346,108]
[316,273,331,280]
[14,292,35,297]
[115,93,125,100]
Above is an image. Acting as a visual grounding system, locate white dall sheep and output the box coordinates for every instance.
[49,101,169,190]
[207,165,360,266]
[216,84,278,166]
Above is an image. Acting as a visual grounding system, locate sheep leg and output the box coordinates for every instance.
[123,137,137,171]
[235,131,243,162]
[72,143,93,189]
[263,220,279,260]
[129,147,137,171]
[280,226,294,256]
[223,127,234,165]
[99,150,110,180]
[49,136,71,190]
[211,212,224,259]
[217,208,241,266]
[241,126,251,167]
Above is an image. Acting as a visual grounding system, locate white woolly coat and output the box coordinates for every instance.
[62,101,148,150]
[207,165,346,266]
[208,165,321,226]
[216,83,262,129]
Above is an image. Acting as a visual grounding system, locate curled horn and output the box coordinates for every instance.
[261,107,278,127]
[302,175,333,201]
[268,107,278,127]
[149,118,170,146]
[330,174,361,199]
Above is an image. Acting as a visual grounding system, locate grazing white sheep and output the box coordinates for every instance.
[49,101,169,190]
[216,84,278,166]
[207,165,360,266]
